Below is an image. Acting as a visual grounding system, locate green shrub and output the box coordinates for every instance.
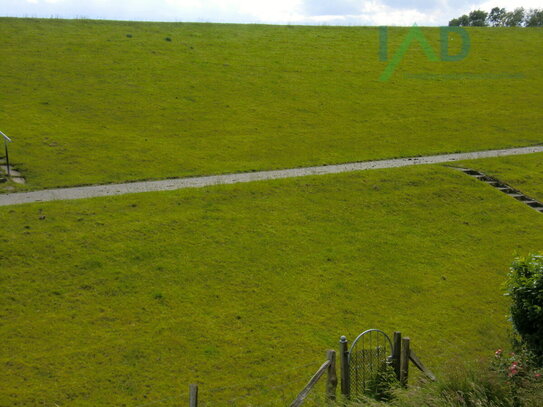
[364,363,398,402]
[390,359,515,407]
[506,254,543,364]
[340,354,543,407]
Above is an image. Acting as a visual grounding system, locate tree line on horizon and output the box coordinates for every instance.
[449,7,543,27]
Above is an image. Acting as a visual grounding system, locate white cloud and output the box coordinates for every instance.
[476,0,543,11]
[1,0,541,25]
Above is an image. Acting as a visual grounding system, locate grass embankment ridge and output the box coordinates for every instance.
[456,152,543,202]
[0,18,542,190]
[2,165,543,406]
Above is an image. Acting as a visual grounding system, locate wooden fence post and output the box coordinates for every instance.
[400,337,410,387]
[189,384,198,407]
[326,349,337,401]
[392,331,402,382]
[339,336,350,398]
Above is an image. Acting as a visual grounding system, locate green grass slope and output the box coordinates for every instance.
[0,18,542,190]
[2,165,543,406]
[455,153,543,201]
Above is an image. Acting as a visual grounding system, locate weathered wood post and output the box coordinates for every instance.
[326,349,338,401]
[392,331,402,381]
[189,384,198,407]
[400,337,410,387]
[339,336,350,398]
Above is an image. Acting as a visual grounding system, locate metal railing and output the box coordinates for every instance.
[1,130,12,177]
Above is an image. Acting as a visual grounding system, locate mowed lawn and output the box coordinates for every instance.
[0,18,542,190]
[2,165,543,406]
[455,152,543,201]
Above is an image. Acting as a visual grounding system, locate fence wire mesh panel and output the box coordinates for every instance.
[348,329,393,398]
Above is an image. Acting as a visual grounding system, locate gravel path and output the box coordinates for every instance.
[1,145,542,207]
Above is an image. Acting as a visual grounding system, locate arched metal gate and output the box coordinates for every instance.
[340,329,394,399]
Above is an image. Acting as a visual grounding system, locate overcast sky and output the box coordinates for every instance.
[1,0,541,26]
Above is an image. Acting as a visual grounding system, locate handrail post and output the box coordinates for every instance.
[2,133,11,177]
[326,349,337,401]
[339,336,350,399]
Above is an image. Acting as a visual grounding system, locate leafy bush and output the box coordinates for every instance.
[341,352,543,407]
[391,358,516,407]
[492,347,543,406]
[364,363,398,402]
[506,254,543,364]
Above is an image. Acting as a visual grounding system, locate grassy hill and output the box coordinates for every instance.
[2,18,543,406]
[2,164,543,406]
[0,18,542,190]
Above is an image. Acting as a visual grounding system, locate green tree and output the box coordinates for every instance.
[448,18,460,26]
[505,7,525,27]
[468,9,489,26]
[525,9,543,27]
[488,7,507,26]
[457,14,470,26]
